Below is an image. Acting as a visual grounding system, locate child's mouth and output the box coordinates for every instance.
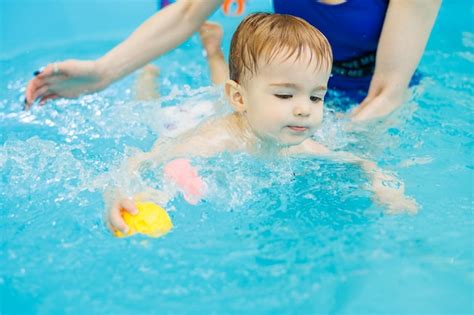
[287,126,308,132]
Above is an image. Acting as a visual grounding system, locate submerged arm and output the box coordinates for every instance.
[297,140,418,213]
[328,151,418,214]
[351,0,441,121]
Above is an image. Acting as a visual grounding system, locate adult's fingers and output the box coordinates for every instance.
[350,98,370,117]
[31,84,50,103]
[25,84,50,110]
[39,94,58,105]
[25,79,35,105]
[25,77,46,106]
[36,62,64,79]
[26,62,65,99]
[25,64,62,107]
[351,106,378,122]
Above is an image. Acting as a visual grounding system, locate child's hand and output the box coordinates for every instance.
[107,197,139,234]
[105,187,171,234]
[370,170,418,214]
[315,152,418,215]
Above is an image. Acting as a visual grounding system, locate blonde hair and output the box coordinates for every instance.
[229,13,333,83]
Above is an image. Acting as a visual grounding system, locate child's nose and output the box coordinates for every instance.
[293,101,311,117]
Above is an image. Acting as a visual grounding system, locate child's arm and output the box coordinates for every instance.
[333,152,417,214]
[295,140,418,214]
[106,121,227,233]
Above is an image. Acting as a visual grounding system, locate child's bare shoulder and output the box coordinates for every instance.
[171,115,240,157]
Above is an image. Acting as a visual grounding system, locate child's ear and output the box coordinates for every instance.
[225,80,246,113]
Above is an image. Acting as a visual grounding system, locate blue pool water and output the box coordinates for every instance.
[1,1,473,314]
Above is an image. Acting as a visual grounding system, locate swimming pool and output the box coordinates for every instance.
[1,1,473,314]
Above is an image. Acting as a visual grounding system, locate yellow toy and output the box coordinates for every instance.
[114,201,173,238]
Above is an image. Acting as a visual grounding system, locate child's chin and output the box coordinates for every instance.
[280,136,306,147]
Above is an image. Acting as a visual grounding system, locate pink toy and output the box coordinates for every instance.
[164,159,206,205]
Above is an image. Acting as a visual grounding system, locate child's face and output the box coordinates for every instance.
[240,49,330,146]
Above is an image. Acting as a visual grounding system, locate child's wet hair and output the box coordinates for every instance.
[229,13,333,83]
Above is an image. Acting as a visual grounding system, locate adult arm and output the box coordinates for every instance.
[351,0,441,121]
[25,0,223,107]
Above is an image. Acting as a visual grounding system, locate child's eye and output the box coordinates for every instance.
[274,94,293,99]
[310,96,323,102]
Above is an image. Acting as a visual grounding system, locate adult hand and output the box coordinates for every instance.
[350,90,404,122]
[24,59,109,109]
